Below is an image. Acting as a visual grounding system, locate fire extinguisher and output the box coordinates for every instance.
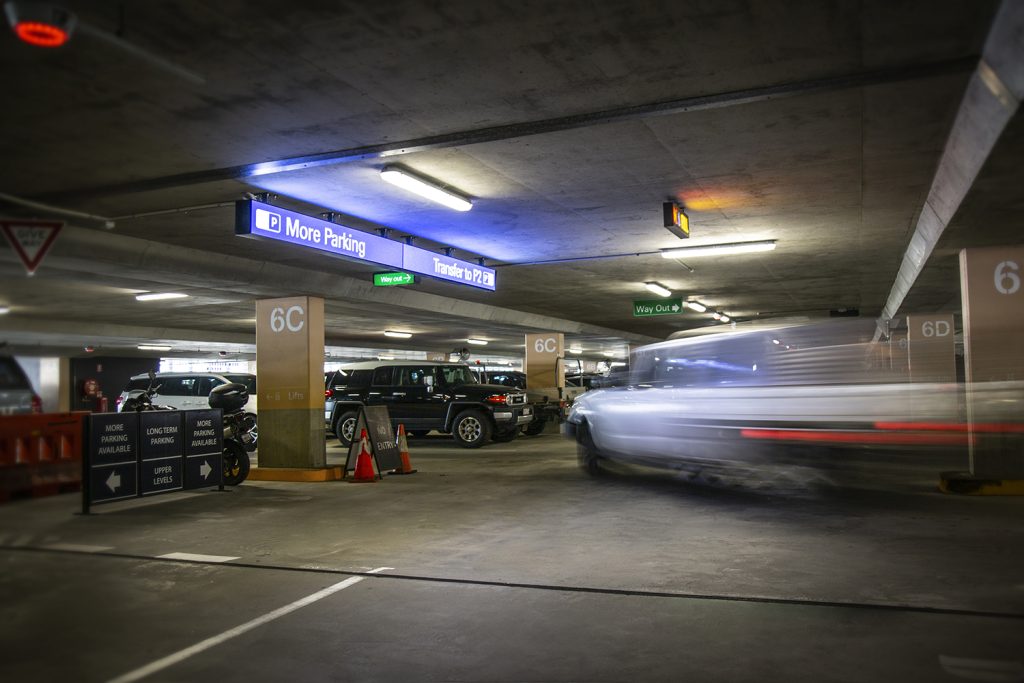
[81,378,107,412]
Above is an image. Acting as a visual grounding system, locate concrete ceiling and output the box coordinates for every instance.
[0,0,1020,361]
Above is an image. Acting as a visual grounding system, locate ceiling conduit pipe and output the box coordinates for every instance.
[875,0,1023,340]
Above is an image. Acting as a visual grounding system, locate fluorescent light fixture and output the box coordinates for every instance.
[661,240,777,259]
[568,346,583,354]
[466,338,488,346]
[136,292,189,301]
[602,351,616,357]
[644,281,672,297]
[720,315,730,323]
[712,312,721,320]
[380,165,472,212]
[685,301,707,313]
[0,305,9,315]
[772,338,781,345]
[383,330,412,339]
[138,345,172,351]
[378,355,395,360]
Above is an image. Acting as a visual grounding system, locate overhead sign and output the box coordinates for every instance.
[373,271,416,287]
[662,202,689,239]
[633,298,684,317]
[1,219,63,275]
[236,199,496,291]
[402,245,495,290]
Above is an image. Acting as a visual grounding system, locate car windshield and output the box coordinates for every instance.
[224,375,256,395]
[487,372,526,389]
[330,369,372,388]
[441,365,477,385]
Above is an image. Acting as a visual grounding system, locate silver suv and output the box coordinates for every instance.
[0,355,41,415]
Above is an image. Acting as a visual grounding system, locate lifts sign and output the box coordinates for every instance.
[235,200,496,291]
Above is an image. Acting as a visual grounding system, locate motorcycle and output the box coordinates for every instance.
[120,370,176,412]
[209,382,253,486]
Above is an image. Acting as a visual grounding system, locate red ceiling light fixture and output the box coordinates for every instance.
[4,2,76,48]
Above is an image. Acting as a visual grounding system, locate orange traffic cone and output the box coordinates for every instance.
[391,424,417,475]
[350,429,377,482]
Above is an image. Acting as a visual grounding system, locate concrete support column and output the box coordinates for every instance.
[255,296,326,469]
[949,246,1024,489]
[525,333,564,390]
[889,331,909,379]
[906,314,956,383]
[56,357,71,412]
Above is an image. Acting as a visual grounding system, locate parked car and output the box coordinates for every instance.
[472,367,596,436]
[473,369,527,389]
[118,372,258,416]
[326,360,532,448]
[0,355,42,415]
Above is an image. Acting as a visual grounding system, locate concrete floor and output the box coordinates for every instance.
[1,434,1022,682]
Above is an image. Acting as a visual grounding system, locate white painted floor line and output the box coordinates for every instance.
[157,552,240,563]
[939,655,1024,681]
[44,543,114,553]
[105,566,391,683]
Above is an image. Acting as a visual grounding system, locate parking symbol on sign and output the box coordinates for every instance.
[255,208,282,233]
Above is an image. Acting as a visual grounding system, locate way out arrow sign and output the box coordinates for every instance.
[633,297,684,317]
[1,220,63,276]
[200,461,212,480]
[106,471,122,492]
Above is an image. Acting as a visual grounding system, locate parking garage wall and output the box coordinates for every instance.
[70,356,158,413]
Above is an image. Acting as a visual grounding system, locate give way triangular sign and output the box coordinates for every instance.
[1,219,63,276]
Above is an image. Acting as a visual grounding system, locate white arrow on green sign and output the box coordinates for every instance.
[373,271,415,287]
[633,298,684,317]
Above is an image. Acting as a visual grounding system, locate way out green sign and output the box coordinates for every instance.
[633,298,683,317]
[373,271,415,287]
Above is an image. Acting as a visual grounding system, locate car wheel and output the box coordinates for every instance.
[452,410,491,448]
[524,418,547,436]
[335,410,359,448]
[492,427,517,443]
[576,422,603,475]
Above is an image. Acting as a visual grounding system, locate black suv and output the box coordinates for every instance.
[326,361,532,448]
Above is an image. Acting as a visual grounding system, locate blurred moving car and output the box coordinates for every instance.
[0,355,42,415]
[565,319,1022,476]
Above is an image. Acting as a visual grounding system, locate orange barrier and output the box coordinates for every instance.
[0,412,87,502]
[391,424,417,475]
[349,429,377,483]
